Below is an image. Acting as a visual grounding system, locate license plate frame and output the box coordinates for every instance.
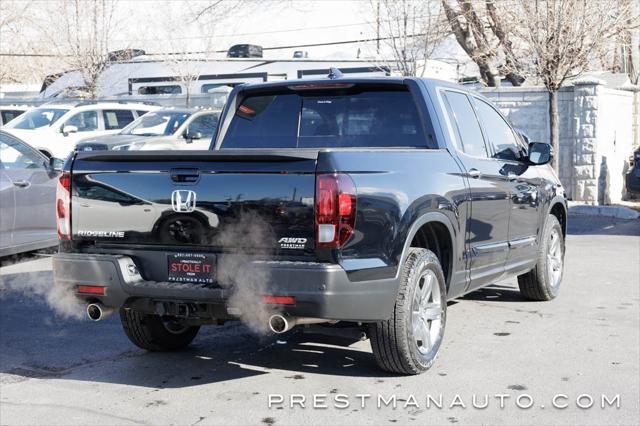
[167,253,215,284]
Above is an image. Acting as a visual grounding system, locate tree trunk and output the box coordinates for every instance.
[549,90,560,173]
[477,57,501,87]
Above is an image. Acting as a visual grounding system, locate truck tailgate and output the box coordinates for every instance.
[70,150,317,254]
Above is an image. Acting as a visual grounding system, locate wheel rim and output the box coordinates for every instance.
[546,228,563,289]
[411,269,444,355]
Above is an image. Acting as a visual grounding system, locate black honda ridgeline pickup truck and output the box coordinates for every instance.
[53,75,567,375]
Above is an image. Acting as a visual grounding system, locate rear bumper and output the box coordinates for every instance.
[53,253,399,321]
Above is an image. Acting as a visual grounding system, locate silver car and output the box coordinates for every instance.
[75,108,220,152]
[0,131,62,256]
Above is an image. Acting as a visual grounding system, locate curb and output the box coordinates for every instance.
[568,204,640,220]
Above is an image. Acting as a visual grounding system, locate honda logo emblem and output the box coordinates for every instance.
[171,190,196,212]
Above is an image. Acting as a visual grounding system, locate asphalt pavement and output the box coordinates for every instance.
[0,215,638,425]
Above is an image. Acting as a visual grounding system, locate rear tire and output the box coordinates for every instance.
[517,215,565,301]
[369,248,447,375]
[120,309,200,351]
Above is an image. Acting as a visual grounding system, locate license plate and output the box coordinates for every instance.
[167,253,215,284]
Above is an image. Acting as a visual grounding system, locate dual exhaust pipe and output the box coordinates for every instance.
[268,314,328,334]
[86,303,324,332]
[86,302,114,321]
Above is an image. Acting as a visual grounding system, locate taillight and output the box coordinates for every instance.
[76,285,105,296]
[315,173,356,248]
[56,172,71,240]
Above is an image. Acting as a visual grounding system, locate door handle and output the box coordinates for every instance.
[468,168,481,179]
[507,171,517,181]
[12,180,30,188]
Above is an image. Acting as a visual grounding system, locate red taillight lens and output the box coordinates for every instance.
[56,172,71,240]
[76,285,105,296]
[262,295,296,305]
[315,173,356,248]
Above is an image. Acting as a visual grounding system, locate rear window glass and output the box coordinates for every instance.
[1,109,24,124]
[103,109,135,130]
[221,88,433,149]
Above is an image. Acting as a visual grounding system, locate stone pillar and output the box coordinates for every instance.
[572,79,604,204]
[620,85,640,151]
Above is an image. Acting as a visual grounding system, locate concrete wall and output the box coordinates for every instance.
[480,80,637,204]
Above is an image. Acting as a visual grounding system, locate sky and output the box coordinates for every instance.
[112,0,384,60]
[0,0,473,86]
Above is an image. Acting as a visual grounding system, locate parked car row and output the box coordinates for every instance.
[0,100,221,257]
[76,108,220,152]
[3,101,158,159]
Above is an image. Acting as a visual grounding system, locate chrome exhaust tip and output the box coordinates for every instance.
[86,303,114,321]
[268,315,330,334]
[268,314,290,334]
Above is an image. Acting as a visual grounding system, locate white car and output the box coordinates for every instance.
[3,101,158,159]
[76,108,220,152]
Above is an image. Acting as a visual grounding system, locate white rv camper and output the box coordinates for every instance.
[41,57,392,99]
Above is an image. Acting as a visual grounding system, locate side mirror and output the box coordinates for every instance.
[184,130,202,142]
[62,125,78,136]
[527,142,553,165]
[49,157,64,171]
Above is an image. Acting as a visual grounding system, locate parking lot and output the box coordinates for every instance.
[0,214,638,426]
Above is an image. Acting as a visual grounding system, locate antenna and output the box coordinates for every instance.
[328,67,343,80]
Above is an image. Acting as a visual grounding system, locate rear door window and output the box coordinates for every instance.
[443,91,488,158]
[65,110,99,132]
[221,87,432,149]
[102,109,135,130]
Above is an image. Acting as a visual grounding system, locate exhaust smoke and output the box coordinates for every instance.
[212,211,281,334]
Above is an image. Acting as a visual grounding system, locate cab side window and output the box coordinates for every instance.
[65,110,99,132]
[187,114,219,139]
[475,100,522,161]
[443,91,488,158]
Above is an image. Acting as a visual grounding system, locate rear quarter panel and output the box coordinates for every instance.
[317,150,469,289]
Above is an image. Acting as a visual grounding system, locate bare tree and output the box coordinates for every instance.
[148,2,224,107]
[189,0,247,23]
[621,0,640,84]
[39,0,123,98]
[441,0,525,87]
[511,0,639,170]
[0,0,39,85]
[370,0,448,77]
[159,39,213,108]
[442,0,500,86]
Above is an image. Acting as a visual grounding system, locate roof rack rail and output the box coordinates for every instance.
[75,100,99,107]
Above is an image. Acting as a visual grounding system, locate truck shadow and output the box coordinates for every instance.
[1,276,525,389]
[461,283,526,302]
